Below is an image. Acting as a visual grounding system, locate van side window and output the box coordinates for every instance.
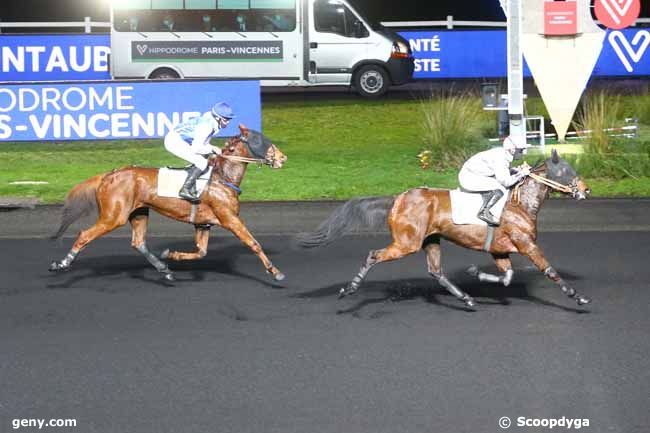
[113,0,296,32]
[314,0,364,38]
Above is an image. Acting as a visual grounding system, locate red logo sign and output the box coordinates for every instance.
[595,0,641,30]
[544,1,578,35]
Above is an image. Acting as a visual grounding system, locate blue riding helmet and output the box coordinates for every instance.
[211,102,235,120]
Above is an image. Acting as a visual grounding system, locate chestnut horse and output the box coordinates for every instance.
[297,150,592,309]
[50,125,287,282]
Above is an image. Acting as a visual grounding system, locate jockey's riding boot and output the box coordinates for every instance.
[477,189,504,226]
[179,166,205,203]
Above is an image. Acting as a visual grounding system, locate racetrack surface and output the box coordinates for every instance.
[1,230,649,433]
[1,198,650,238]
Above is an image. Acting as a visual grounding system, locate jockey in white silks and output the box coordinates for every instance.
[164,102,235,203]
[458,136,531,226]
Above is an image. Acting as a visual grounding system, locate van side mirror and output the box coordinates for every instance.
[354,20,368,38]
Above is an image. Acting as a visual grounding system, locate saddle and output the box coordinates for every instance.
[449,188,510,226]
[157,166,213,199]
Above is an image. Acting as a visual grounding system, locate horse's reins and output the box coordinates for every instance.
[215,137,275,166]
[527,172,574,194]
[512,163,576,204]
[219,154,267,165]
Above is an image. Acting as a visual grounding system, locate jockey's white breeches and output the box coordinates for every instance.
[458,167,507,193]
[164,131,209,171]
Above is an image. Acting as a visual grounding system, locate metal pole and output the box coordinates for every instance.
[506,0,527,144]
[84,16,91,33]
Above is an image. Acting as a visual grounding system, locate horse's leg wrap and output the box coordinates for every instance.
[340,252,377,298]
[544,266,575,297]
[432,272,476,309]
[49,249,79,272]
[502,269,514,287]
[544,266,590,305]
[468,266,513,287]
[136,243,173,279]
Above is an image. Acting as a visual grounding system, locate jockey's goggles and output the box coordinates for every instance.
[214,114,232,128]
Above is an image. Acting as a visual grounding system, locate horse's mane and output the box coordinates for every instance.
[207,135,242,168]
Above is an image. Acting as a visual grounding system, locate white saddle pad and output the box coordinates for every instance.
[157,167,212,199]
[449,189,509,226]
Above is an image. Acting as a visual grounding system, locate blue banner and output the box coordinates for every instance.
[0,80,261,141]
[0,35,111,82]
[1,30,647,82]
[399,28,650,79]
[596,29,650,76]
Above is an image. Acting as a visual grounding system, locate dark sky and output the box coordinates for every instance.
[0,0,648,23]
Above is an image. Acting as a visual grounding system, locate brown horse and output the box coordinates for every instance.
[50,125,287,282]
[297,150,592,309]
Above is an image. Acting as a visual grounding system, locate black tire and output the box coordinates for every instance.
[149,68,180,80]
[353,65,390,98]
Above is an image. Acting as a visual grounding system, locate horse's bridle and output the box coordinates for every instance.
[218,136,276,167]
[526,164,582,198]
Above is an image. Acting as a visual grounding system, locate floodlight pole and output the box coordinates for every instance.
[501,0,527,143]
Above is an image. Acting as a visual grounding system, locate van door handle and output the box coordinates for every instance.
[310,42,318,49]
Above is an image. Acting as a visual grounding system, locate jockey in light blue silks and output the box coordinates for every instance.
[458,136,531,226]
[164,102,235,203]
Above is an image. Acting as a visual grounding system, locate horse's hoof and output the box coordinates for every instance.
[576,295,591,306]
[466,265,480,277]
[462,296,477,310]
[160,249,170,260]
[338,283,358,299]
[48,261,67,272]
[273,272,286,282]
[163,272,175,282]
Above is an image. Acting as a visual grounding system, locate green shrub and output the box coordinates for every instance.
[573,91,623,154]
[419,93,488,169]
[632,93,650,126]
[577,153,650,180]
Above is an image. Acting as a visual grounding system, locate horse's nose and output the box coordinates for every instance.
[576,180,590,199]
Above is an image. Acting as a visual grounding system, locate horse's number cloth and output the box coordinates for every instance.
[157,167,213,199]
[449,189,509,225]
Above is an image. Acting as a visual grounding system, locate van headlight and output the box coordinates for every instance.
[391,40,411,59]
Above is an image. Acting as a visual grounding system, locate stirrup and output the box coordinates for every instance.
[478,211,499,226]
[179,188,201,203]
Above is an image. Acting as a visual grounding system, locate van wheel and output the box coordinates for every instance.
[149,68,180,80]
[354,65,389,98]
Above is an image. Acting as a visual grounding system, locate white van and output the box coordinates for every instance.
[110,0,414,97]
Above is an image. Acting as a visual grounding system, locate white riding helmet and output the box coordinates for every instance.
[503,135,530,152]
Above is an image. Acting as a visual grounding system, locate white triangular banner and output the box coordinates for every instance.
[522,33,605,141]
[521,0,606,141]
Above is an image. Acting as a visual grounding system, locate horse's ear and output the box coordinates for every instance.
[238,124,249,136]
[551,149,560,164]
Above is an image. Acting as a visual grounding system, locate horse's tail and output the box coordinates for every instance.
[295,196,396,249]
[51,174,105,240]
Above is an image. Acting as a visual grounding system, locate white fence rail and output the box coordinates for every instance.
[0,15,647,33]
[381,16,650,29]
[0,17,110,33]
[382,17,506,29]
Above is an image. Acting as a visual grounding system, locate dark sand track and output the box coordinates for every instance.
[1,211,649,432]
